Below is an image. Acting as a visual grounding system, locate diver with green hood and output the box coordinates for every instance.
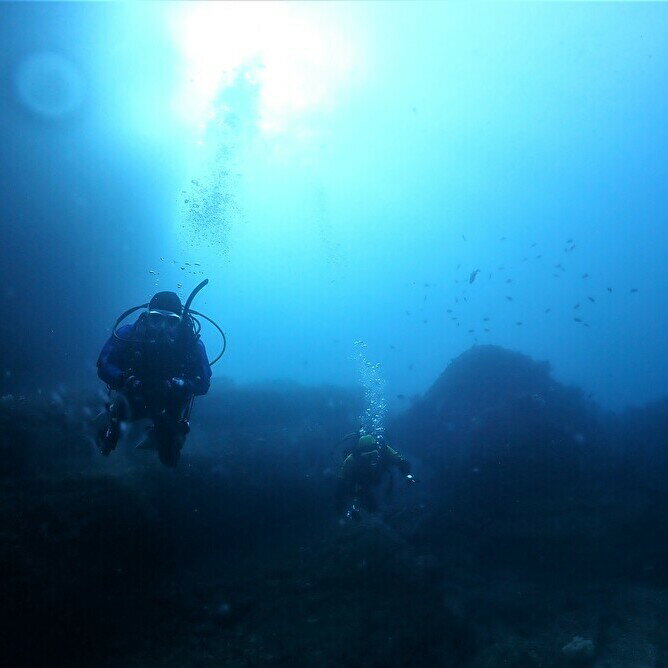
[96,279,225,467]
[336,432,415,521]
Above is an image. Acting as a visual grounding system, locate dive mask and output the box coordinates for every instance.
[146,309,182,332]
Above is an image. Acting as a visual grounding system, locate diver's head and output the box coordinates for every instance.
[149,291,182,315]
[357,434,376,451]
[145,291,183,341]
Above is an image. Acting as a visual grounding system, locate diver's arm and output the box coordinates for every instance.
[97,329,131,390]
[183,340,212,396]
[387,446,411,476]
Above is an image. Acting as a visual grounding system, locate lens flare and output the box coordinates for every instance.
[14,51,84,119]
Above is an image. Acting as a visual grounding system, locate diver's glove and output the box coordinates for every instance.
[166,377,191,396]
[123,375,142,394]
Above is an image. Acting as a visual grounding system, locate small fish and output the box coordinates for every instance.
[535,255,542,259]
[483,317,490,322]
[505,278,513,284]
[588,296,595,303]
[455,297,459,303]
[569,244,576,251]
[530,243,537,248]
[469,269,480,284]
[446,309,453,313]
[488,273,491,280]
[484,328,490,332]
[390,345,395,349]
[405,311,411,316]
[607,287,612,292]
[567,238,573,243]
[423,283,430,287]
[468,329,475,333]
[630,288,638,293]
[522,257,528,262]
[574,317,582,323]
[506,296,513,301]
[500,236,506,241]
[462,234,467,241]
[574,304,580,309]
[456,263,461,269]
[555,263,563,269]
[544,308,551,313]
[423,319,428,324]
[397,394,406,400]
[582,273,589,279]
[552,274,560,278]
[516,321,523,326]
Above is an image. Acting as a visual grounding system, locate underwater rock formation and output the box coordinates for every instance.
[2,352,668,665]
[391,345,668,582]
[392,345,602,514]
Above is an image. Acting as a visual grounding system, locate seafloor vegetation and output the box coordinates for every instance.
[2,345,667,666]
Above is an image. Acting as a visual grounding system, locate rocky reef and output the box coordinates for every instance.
[2,347,668,666]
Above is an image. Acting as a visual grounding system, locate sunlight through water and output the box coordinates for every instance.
[167,2,358,252]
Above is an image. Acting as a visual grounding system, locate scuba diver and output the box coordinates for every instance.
[336,433,415,521]
[96,279,225,467]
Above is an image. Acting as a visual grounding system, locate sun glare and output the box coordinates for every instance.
[169,2,357,136]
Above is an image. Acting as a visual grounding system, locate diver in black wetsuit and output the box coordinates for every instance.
[96,281,222,467]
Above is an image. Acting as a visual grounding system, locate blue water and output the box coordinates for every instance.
[1,1,667,409]
[5,5,668,665]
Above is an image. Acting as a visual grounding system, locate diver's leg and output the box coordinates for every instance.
[154,397,190,467]
[96,395,128,456]
[359,485,379,513]
[335,479,352,516]
[337,480,363,521]
[385,470,395,498]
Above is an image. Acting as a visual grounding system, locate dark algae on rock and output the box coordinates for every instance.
[2,349,668,665]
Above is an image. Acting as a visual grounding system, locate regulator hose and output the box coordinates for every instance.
[110,279,226,365]
[183,279,208,319]
[188,309,227,365]
[112,304,149,341]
